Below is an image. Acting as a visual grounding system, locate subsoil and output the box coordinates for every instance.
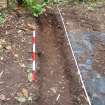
[1,4,105,105]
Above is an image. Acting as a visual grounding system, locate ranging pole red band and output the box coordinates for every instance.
[32,52,36,60]
[32,37,36,44]
[32,71,37,81]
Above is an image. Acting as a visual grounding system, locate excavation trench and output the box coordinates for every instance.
[0,9,89,105]
[36,12,89,105]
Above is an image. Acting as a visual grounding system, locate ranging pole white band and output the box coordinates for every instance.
[33,61,36,71]
[33,44,36,52]
[33,30,36,37]
[57,5,92,105]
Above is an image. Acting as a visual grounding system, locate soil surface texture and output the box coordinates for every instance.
[0,9,89,105]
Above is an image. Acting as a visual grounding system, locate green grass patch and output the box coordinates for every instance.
[23,0,49,17]
[0,12,5,25]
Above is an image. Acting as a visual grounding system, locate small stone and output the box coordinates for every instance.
[6,46,11,50]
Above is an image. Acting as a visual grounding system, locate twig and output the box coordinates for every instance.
[56,94,60,101]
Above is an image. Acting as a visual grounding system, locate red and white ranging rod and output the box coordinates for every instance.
[32,30,37,81]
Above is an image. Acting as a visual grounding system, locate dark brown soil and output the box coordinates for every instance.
[2,4,105,105]
[61,5,105,76]
[93,39,105,76]
[61,5,105,32]
[0,9,89,105]
[0,10,40,105]
[37,12,89,105]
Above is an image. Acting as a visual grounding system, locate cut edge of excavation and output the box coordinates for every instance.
[57,5,92,105]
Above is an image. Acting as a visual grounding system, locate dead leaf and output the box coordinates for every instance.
[0,71,4,78]
[15,96,26,103]
[27,72,32,82]
[17,29,22,33]
[27,23,36,30]
[22,88,28,97]
[19,63,25,68]
[0,45,2,49]
[28,97,32,101]
[0,81,4,84]
[50,87,57,94]
[17,92,23,97]
[0,39,6,44]
[6,45,12,50]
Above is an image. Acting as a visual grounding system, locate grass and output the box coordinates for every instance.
[23,0,49,17]
[0,12,5,25]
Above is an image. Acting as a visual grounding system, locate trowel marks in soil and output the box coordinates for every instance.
[37,12,89,105]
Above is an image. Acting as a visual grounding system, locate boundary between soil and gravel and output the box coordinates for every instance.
[57,5,92,105]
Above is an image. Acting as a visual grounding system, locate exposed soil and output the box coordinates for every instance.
[0,10,40,105]
[61,5,105,76]
[37,12,89,105]
[0,8,89,105]
[2,4,105,105]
